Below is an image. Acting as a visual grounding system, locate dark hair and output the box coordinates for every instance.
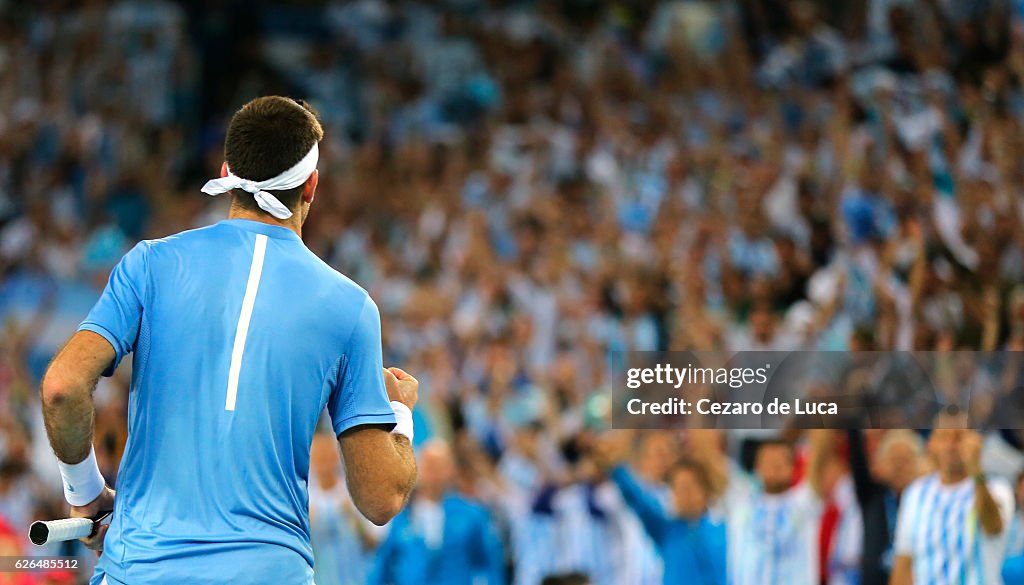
[0,458,26,480]
[223,96,323,216]
[541,573,590,585]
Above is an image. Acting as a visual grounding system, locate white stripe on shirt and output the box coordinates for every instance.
[225,234,268,411]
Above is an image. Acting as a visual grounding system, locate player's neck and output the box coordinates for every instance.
[228,204,303,238]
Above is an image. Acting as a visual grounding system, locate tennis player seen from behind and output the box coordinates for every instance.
[39,96,418,585]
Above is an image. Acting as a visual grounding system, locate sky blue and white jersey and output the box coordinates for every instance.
[79,219,396,585]
[894,473,1015,585]
[726,477,821,585]
[508,510,559,585]
[608,474,667,585]
[551,483,618,585]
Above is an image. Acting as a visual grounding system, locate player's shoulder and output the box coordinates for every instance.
[295,250,379,321]
[137,221,376,308]
[133,223,227,255]
[114,225,223,279]
[108,227,205,271]
[305,250,371,297]
[122,223,287,281]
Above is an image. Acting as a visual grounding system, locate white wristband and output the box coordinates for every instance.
[58,447,105,507]
[390,401,414,442]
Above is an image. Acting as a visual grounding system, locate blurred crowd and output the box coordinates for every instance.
[1,0,1024,584]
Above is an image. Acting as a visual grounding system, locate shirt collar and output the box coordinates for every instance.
[218,219,302,241]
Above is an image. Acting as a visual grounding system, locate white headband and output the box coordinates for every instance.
[201,143,319,220]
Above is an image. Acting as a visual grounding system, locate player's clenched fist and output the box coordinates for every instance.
[383,367,418,410]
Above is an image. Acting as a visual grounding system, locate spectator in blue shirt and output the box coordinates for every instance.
[598,437,727,585]
[369,440,505,585]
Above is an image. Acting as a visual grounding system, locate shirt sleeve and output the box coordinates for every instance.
[78,242,149,377]
[327,296,396,436]
[893,483,917,556]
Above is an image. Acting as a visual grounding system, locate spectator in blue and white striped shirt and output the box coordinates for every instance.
[613,433,673,585]
[498,424,565,585]
[542,479,618,585]
[724,433,831,585]
[891,424,1015,585]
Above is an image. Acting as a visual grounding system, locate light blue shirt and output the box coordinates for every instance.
[611,467,726,585]
[369,493,505,585]
[726,478,821,585]
[894,474,1015,585]
[80,219,396,585]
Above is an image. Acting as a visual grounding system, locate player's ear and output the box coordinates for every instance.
[220,161,229,178]
[302,169,318,205]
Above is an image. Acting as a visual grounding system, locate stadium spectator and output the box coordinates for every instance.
[611,432,672,585]
[812,432,863,585]
[596,433,727,585]
[369,440,504,585]
[847,429,926,585]
[720,432,831,585]
[499,433,620,585]
[891,421,1015,585]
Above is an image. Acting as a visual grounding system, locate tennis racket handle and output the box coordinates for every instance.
[29,518,94,546]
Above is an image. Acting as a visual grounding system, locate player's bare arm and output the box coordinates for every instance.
[339,367,418,526]
[41,330,117,550]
